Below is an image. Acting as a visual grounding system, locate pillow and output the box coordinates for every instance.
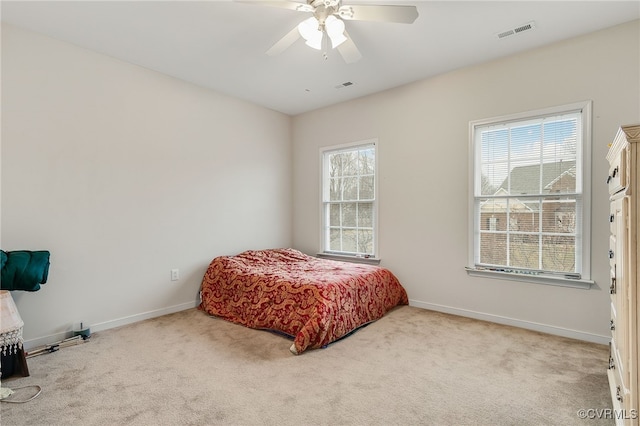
[1,250,50,292]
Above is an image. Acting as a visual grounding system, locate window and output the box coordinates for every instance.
[321,140,377,258]
[468,102,592,287]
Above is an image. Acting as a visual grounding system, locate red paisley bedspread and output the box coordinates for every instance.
[198,248,408,354]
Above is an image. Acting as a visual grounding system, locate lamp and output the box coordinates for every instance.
[0,291,38,401]
[0,290,24,357]
[298,15,347,51]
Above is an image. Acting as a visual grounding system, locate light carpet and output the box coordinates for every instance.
[0,306,613,425]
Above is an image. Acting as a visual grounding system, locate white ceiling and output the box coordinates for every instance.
[2,1,639,115]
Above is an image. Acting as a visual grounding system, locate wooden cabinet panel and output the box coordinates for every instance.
[607,124,640,426]
[608,147,626,195]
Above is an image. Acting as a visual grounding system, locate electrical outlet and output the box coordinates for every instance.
[171,269,179,281]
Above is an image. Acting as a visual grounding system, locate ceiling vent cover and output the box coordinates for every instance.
[497,21,536,39]
[335,81,355,90]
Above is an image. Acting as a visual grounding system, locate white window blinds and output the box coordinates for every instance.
[471,105,589,280]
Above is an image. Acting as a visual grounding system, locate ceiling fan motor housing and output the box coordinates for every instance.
[310,0,341,8]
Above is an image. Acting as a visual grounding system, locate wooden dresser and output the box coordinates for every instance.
[607,124,640,425]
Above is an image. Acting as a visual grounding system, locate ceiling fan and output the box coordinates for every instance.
[238,0,419,63]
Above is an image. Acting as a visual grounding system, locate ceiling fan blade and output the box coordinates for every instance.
[337,31,362,64]
[235,1,314,13]
[266,26,301,56]
[337,5,418,24]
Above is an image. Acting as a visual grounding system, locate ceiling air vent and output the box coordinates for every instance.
[335,81,354,90]
[497,21,536,39]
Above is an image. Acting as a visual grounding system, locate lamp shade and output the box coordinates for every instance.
[0,290,24,356]
[325,15,347,48]
[298,17,323,50]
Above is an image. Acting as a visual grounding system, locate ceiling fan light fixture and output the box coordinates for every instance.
[325,15,347,48]
[298,17,323,50]
[305,37,323,50]
[251,1,419,63]
[337,6,354,19]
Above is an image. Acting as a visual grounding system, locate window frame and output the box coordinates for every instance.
[467,101,593,289]
[318,139,379,263]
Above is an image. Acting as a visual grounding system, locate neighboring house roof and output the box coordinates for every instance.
[498,160,576,195]
[480,196,535,213]
[545,167,576,191]
[481,160,576,214]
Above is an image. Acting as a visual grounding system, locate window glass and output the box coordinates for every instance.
[470,103,591,281]
[322,142,377,257]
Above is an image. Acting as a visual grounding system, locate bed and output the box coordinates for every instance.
[198,248,408,354]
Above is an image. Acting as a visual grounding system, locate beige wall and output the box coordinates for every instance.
[1,24,292,346]
[3,19,638,348]
[292,20,640,342]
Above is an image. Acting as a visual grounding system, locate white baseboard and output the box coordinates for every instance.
[24,300,198,350]
[24,298,609,350]
[409,299,611,345]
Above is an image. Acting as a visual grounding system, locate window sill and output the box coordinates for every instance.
[316,253,381,265]
[465,267,594,289]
